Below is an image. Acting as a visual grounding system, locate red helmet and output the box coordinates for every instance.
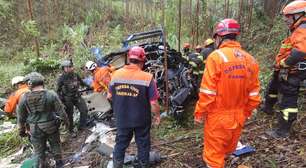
[213,19,240,37]
[128,46,146,61]
[183,43,191,49]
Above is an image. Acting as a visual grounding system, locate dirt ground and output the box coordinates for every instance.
[59,111,306,168]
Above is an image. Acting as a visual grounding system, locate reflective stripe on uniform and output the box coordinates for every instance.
[200,88,217,95]
[268,94,277,98]
[205,164,212,168]
[193,72,199,75]
[189,61,197,68]
[198,55,204,61]
[281,108,298,121]
[249,91,259,96]
[216,50,229,62]
[110,79,151,87]
[281,44,292,49]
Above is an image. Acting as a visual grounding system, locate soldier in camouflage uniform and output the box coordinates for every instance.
[57,60,90,134]
[17,72,68,168]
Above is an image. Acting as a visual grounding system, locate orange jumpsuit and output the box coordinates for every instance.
[4,84,29,115]
[92,66,113,92]
[194,40,261,168]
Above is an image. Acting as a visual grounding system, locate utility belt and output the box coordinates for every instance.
[63,94,81,101]
[29,119,58,135]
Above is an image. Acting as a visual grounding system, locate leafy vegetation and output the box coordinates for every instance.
[0,128,29,157]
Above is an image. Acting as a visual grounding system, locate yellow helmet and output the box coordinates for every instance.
[204,38,214,47]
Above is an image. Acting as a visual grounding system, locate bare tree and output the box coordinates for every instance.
[27,0,40,58]
[196,0,200,45]
[247,0,254,30]
[178,0,182,51]
[238,0,243,23]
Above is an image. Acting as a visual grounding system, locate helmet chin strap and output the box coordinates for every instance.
[290,12,305,30]
[216,36,226,49]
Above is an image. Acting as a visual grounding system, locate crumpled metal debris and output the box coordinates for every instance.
[67,122,116,164]
[233,141,256,156]
[0,121,16,135]
[0,146,24,168]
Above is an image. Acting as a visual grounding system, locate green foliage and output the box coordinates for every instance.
[0,129,29,158]
[24,58,60,74]
[85,10,102,26]
[108,25,124,49]
[0,0,11,18]
[21,20,40,38]
[0,63,25,88]
[61,24,88,48]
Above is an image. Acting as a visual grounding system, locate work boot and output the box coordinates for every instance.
[132,160,150,168]
[55,160,64,168]
[262,104,275,115]
[139,162,150,168]
[113,159,123,168]
[69,131,77,138]
[266,113,292,139]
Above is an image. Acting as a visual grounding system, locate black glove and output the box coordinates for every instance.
[19,129,27,137]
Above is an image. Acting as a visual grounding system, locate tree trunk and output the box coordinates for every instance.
[238,0,243,23]
[27,0,40,58]
[190,0,194,47]
[248,0,254,29]
[178,0,182,51]
[224,0,228,18]
[196,0,200,45]
[161,0,169,114]
[125,0,129,30]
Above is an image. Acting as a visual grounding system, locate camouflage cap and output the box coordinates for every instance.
[61,60,73,68]
[25,72,45,86]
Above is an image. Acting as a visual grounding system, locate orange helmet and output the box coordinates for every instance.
[183,43,191,49]
[282,0,306,15]
[128,46,146,62]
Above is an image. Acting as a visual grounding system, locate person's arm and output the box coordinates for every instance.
[77,73,92,89]
[56,75,64,100]
[148,79,160,126]
[245,60,261,117]
[50,91,69,127]
[281,48,306,67]
[16,94,28,137]
[194,53,220,123]
[281,30,306,67]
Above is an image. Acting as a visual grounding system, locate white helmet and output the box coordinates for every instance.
[85,61,97,71]
[11,76,25,86]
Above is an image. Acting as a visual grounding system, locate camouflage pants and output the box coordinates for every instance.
[63,96,88,131]
[30,123,62,168]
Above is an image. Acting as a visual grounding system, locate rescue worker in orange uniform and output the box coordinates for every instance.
[85,61,114,92]
[194,19,261,168]
[264,1,306,138]
[4,76,29,117]
[108,46,160,168]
